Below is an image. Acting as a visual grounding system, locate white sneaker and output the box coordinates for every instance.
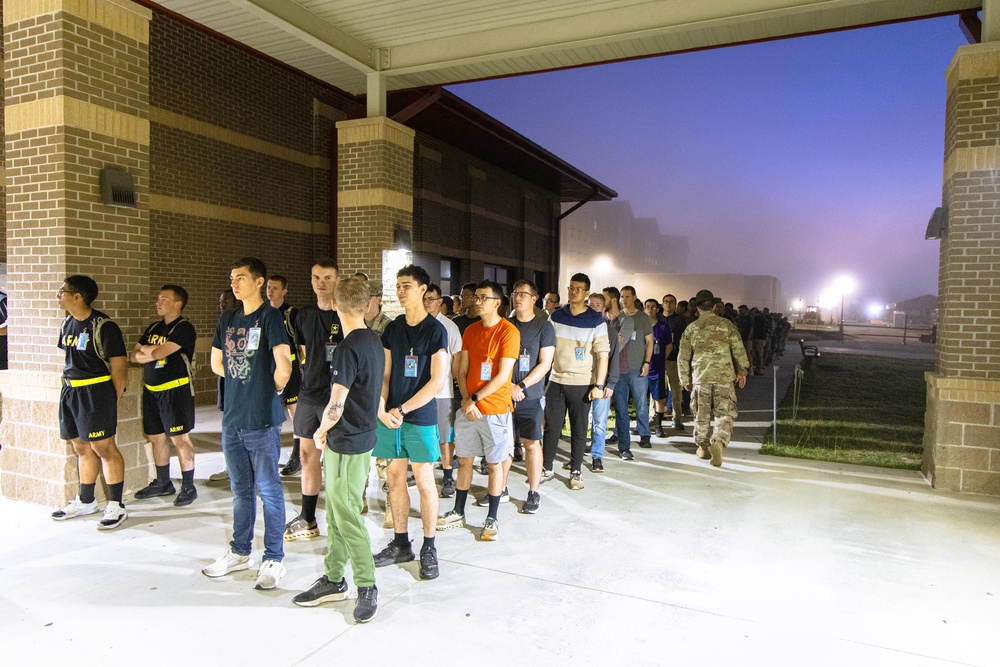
[474,487,510,506]
[202,549,253,578]
[97,502,127,530]
[208,467,229,482]
[51,496,99,521]
[254,560,286,590]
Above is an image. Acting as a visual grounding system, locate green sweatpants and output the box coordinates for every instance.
[323,450,375,588]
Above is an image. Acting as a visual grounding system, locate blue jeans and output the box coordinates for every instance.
[589,397,610,459]
[222,424,285,562]
[614,369,650,450]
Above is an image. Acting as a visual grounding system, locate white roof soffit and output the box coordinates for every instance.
[154,0,980,95]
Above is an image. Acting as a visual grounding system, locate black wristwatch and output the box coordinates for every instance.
[518,382,526,390]
[594,383,605,390]
[471,393,479,402]
[398,405,407,416]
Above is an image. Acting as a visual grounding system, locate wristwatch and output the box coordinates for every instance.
[471,393,479,402]
[594,383,605,390]
[398,405,407,416]
[518,382,526,390]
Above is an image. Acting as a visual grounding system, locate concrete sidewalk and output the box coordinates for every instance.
[2,358,998,667]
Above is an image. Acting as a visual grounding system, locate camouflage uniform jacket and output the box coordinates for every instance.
[678,312,750,387]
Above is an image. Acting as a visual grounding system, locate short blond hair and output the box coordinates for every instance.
[335,278,370,315]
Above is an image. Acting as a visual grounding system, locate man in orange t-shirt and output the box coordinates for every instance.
[437,280,519,542]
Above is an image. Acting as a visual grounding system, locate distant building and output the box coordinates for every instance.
[632,273,782,312]
[890,294,938,326]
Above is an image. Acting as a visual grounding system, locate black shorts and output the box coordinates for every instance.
[142,385,195,436]
[283,363,301,406]
[293,400,325,439]
[60,381,117,442]
[512,398,543,441]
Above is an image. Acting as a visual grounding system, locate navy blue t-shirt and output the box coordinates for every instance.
[327,327,385,455]
[212,303,287,429]
[510,315,556,401]
[382,313,448,426]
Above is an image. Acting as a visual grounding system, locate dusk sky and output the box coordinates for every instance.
[449,15,968,312]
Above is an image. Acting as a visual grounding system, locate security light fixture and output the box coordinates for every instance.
[394,227,411,250]
[925,207,948,240]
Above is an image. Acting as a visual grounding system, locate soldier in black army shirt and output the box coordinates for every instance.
[267,274,303,476]
[51,275,129,530]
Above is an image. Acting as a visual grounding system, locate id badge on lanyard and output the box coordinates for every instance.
[404,349,418,378]
[574,344,585,361]
[247,327,261,351]
[480,358,493,382]
[325,343,338,362]
[76,331,90,351]
[519,352,530,372]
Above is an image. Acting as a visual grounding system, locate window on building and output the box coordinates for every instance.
[440,258,459,295]
[484,264,512,294]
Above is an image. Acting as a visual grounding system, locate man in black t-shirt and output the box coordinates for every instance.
[284,258,344,542]
[130,285,198,507]
[268,275,303,476]
[50,275,129,530]
[292,278,384,623]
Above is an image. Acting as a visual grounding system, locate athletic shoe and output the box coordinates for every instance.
[354,585,378,623]
[673,421,685,432]
[561,461,571,470]
[513,444,524,462]
[522,490,540,514]
[710,441,723,467]
[254,559,286,590]
[638,436,652,449]
[696,446,711,460]
[293,575,348,607]
[539,468,556,484]
[436,509,466,531]
[481,517,499,541]
[202,549,253,578]
[134,478,176,499]
[441,477,456,498]
[174,485,198,507]
[280,457,301,477]
[630,427,639,435]
[474,487,509,506]
[607,434,619,444]
[407,473,416,487]
[585,444,592,454]
[419,545,439,580]
[476,459,488,475]
[373,541,414,567]
[591,458,604,473]
[569,471,584,490]
[208,467,229,482]
[619,449,634,461]
[284,514,319,541]
[51,496,98,521]
[97,502,127,530]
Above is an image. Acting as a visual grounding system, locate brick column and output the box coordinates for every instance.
[0,0,151,505]
[336,117,414,312]
[922,42,1000,495]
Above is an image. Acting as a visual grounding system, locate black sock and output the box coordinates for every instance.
[393,531,410,548]
[454,489,468,516]
[422,536,435,551]
[442,468,454,482]
[181,469,195,488]
[487,494,501,520]
[155,464,170,483]
[301,494,319,522]
[108,482,124,504]
[79,483,96,504]
[290,438,300,460]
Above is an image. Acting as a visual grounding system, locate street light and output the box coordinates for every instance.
[831,275,856,341]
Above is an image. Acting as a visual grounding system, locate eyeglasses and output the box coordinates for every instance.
[422,297,442,303]
[512,291,535,299]
[472,295,500,303]
[567,286,587,293]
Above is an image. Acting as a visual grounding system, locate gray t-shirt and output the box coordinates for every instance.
[510,314,556,401]
[626,309,652,371]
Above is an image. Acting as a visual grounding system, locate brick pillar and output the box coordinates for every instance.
[0,0,151,505]
[336,117,414,313]
[922,42,1000,495]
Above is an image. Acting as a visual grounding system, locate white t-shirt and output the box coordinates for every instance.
[435,312,462,399]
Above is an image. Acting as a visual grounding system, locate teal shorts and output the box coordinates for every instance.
[373,421,441,463]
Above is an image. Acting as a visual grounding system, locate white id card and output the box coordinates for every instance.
[76,332,89,351]
[519,354,530,372]
[574,346,585,361]
[480,361,493,381]
[404,355,418,377]
[631,331,637,341]
[246,327,261,351]
[653,341,660,355]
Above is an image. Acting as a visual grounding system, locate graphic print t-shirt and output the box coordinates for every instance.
[294,305,344,404]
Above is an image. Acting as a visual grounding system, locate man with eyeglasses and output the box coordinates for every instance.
[541,273,609,490]
[51,275,129,530]
[543,292,560,317]
[422,283,462,499]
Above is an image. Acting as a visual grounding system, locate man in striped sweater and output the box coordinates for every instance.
[541,273,610,490]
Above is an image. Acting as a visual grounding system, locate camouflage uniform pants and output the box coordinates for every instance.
[691,383,738,449]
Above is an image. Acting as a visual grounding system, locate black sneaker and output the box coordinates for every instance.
[630,427,639,435]
[441,477,456,498]
[354,585,378,623]
[513,444,524,462]
[293,575,349,607]
[280,457,301,477]
[522,490,540,514]
[592,458,604,473]
[173,485,198,507]
[474,487,509,506]
[607,434,619,444]
[639,437,652,449]
[673,421,685,432]
[476,459,488,475]
[135,479,175,500]
[373,541,415,568]
[620,449,634,461]
[419,546,439,580]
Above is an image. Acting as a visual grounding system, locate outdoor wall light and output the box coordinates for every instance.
[394,227,412,250]
[925,207,948,240]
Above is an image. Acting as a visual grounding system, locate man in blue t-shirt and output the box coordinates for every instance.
[371,264,449,581]
[204,257,292,592]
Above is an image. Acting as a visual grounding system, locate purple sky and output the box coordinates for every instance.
[449,16,968,311]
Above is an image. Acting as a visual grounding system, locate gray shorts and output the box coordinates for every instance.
[454,411,514,463]
[436,397,454,444]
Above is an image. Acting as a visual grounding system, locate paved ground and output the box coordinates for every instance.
[2,346,996,667]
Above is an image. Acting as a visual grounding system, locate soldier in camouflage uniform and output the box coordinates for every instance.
[678,289,750,467]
